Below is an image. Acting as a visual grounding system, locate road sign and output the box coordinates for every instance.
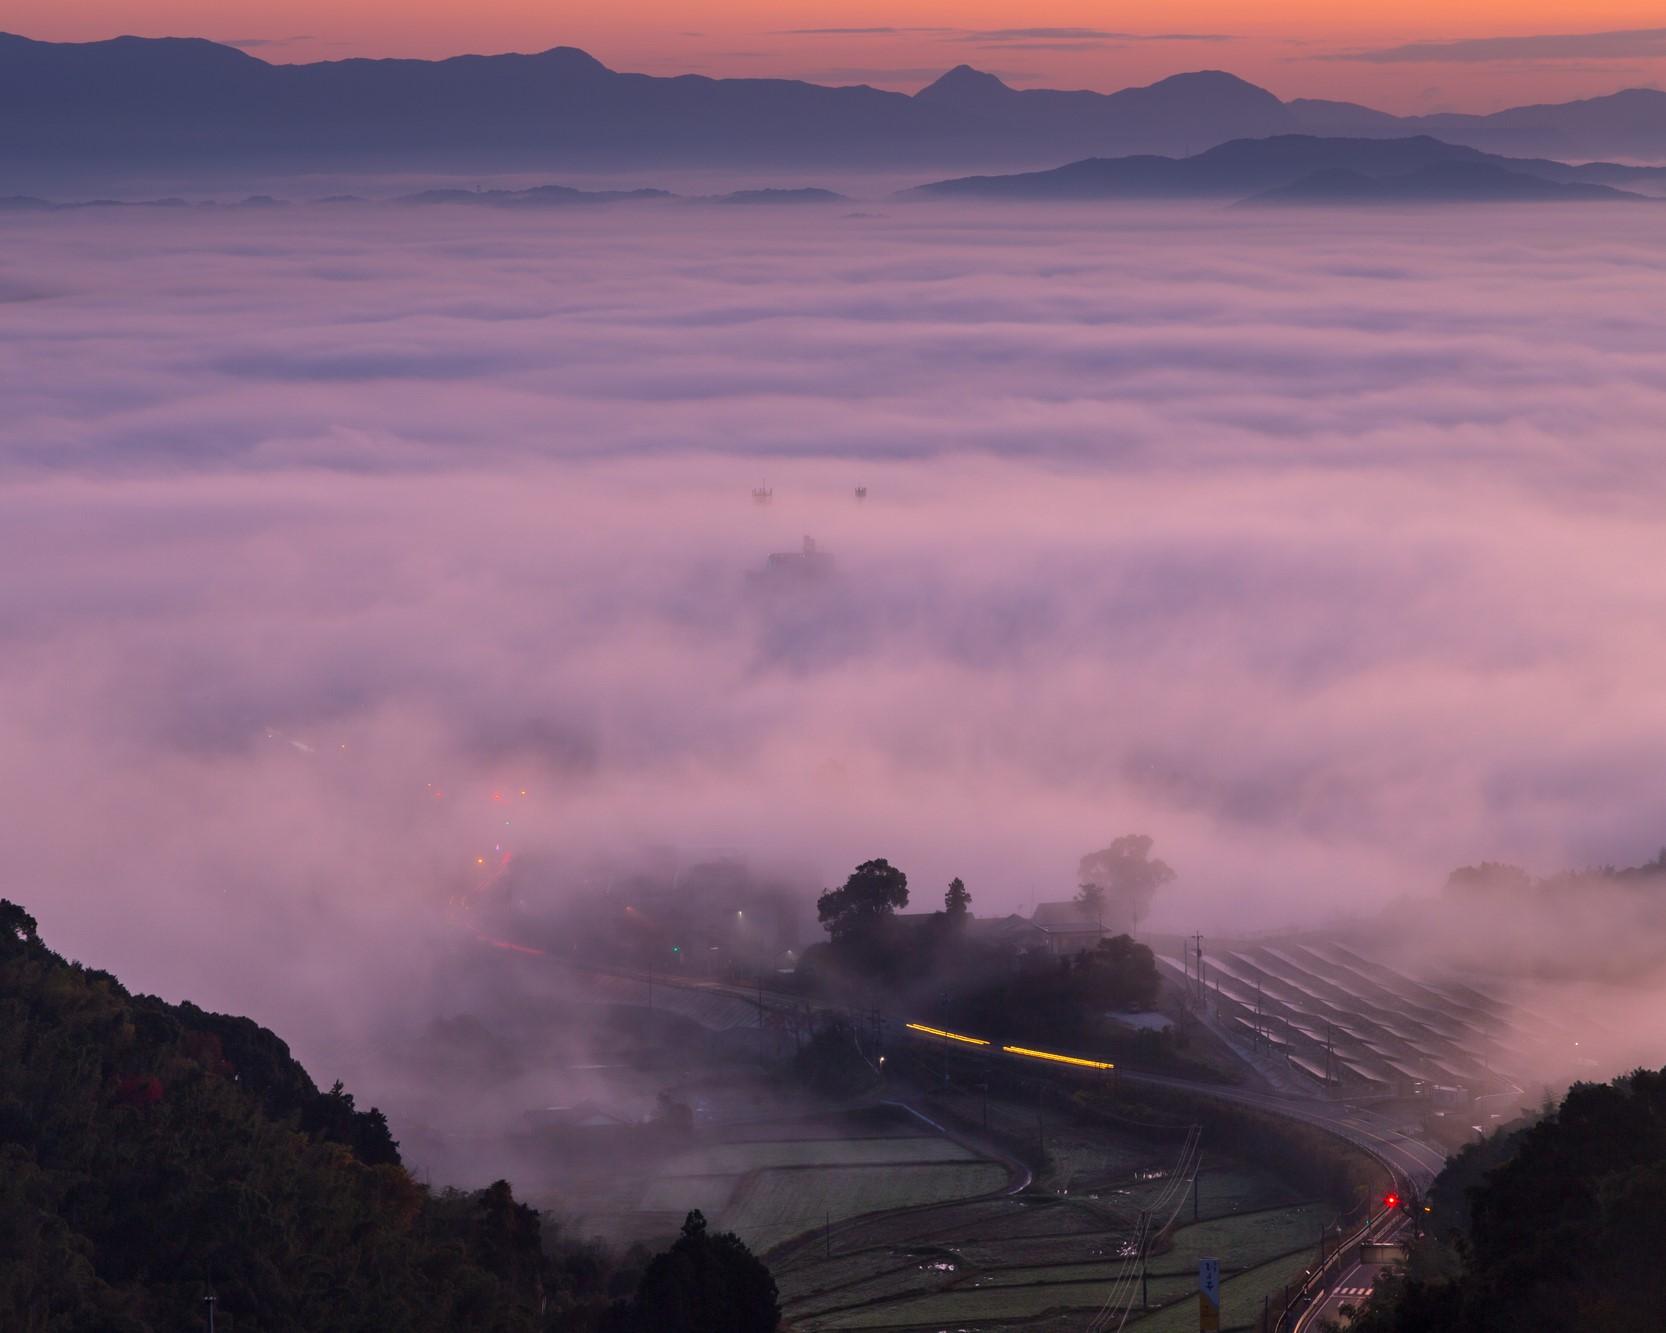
[1199,1256,1220,1332]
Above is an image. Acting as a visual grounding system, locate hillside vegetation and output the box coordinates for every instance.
[1353,1067,1666,1331]
[0,899,776,1332]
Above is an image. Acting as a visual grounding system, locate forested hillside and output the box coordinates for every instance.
[1353,1067,1666,1331]
[0,898,774,1332]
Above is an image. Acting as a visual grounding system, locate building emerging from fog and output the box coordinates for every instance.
[750,536,834,588]
[1030,901,1111,956]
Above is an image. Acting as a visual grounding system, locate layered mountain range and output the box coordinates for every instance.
[5,31,1666,181]
[9,134,1660,211]
[913,135,1666,205]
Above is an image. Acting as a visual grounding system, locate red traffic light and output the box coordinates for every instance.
[1384,1192,1401,1211]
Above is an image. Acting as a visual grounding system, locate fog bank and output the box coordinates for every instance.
[4,200,1666,1083]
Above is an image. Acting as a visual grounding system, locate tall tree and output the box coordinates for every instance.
[944,877,971,918]
[816,859,909,943]
[1074,881,1106,925]
[625,1211,779,1333]
[1076,836,1175,930]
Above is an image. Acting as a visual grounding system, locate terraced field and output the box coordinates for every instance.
[551,1107,1015,1254]
[775,1105,1321,1333]
[735,1160,1011,1255]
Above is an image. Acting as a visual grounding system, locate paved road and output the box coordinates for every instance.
[1293,1217,1411,1331]
[1117,1069,1445,1191]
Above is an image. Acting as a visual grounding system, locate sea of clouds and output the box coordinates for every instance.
[4,199,1666,1065]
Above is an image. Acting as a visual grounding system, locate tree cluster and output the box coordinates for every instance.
[1075,835,1175,931]
[804,861,1162,1049]
[1348,1066,1666,1332]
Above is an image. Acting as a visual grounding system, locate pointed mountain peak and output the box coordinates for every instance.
[915,64,1012,102]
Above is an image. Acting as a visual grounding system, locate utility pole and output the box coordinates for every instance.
[1191,933,1206,1007]
[203,1294,216,1333]
[1194,1160,1201,1222]
[1139,1210,1150,1308]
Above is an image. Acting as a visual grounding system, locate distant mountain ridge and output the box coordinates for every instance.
[7,136,1656,213]
[0,183,851,211]
[5,31,1666,181]
[1241,161,1644,206]
[913,135,1666,205]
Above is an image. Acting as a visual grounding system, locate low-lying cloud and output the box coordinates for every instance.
[1329,27,1666,64]
[4,198,1666,1085]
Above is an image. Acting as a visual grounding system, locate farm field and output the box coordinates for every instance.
[788,1201,1325,1331]
[777,1102,1329,1333]
[547,1104,1014,1253]
[732,1160,1011,1254]
[1160,1202,1325,1272]
[543,1070,1338,1331]
[661,1136,978,1175]
[1127,1250,1317,1332]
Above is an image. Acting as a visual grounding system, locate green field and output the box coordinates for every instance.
[1160,1203,1326,1273]
[661,1136,976,1176]
[734,1161,1010,1254]
[783,1197,1327,1329]
[1127,1250,1316,1332]
[1192,1164,1305,1216]
[804,1276,1132,1328]
[637,1172,738,1216]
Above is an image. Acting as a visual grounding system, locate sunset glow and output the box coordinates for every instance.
[10,1,1666,110]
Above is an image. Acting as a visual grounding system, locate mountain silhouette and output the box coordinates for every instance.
[4,32,1666,181]
[911,135,1663,203]
[913,64,1013,106]
[1242,161,1645,206]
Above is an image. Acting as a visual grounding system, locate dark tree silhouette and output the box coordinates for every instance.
[944,877,971,917]
[1350,1067,1666,1332]
[624,1211,779,1333]
[1,898,38,946]
[816,858,909,943]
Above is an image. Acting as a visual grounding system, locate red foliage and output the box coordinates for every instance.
[113,1074,164,1108]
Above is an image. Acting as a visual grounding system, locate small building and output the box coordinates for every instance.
[1030,901,1108,957]
[968,912,1049,952]
[748,536,834,590]
[888,910,1048,959]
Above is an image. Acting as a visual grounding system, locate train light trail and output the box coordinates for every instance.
[1001,1044,1114,1070]
[906,1022,990,1047]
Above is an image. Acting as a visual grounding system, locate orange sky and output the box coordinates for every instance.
[11,1,1666,112]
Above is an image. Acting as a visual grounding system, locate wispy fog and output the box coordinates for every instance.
[5,199,1666,1079]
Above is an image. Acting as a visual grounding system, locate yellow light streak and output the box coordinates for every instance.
[905,1022,990,1047]
[1001,1044,1114,1070]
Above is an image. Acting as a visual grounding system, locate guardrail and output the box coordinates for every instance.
[1278,1205,1393,1333]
